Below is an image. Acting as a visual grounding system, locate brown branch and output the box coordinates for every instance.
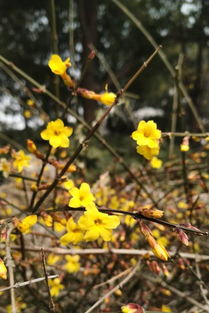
[51,205,208,236]
[4,245,209,261]
[6,225,17,313]
[41,249,57,313]
[84,262,140,313]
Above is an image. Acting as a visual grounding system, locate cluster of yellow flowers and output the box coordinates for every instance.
[131,120,162,168]
[48,54,117,106]
[0,150,31,177]
[60,182,120,244]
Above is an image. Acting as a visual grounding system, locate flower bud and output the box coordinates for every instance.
[121,303,145,313]
[0,258,7,280]
[177,229,189,246]
[140,208,164,219]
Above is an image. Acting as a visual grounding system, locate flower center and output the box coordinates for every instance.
[54,130,61,136]
[95,218,102,225]
[144,129,151,137]
[79,195,85,201]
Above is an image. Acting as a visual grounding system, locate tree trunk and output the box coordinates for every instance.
[78,0,99,124]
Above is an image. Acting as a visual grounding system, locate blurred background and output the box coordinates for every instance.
[0,0,209,161]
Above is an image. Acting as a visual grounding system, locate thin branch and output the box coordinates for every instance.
[29,146,52,211]
[163,132,209,137]
[0,275,58,293]
[6,225,17,313]
[68,0,75,65]
[93,267,134,289]
[195,258,209,309]
[169,54,183,158]
[52,205,208,236]
[4,245,209,261]
[41,249,57,313]
[142,273,208,312]
[84,262,140,313]
[89,43,121,90]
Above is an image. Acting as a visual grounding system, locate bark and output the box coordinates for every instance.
[78,0,99,123]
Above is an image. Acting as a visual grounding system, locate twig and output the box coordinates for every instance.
[163,131,209,137]
[169,54,183,158]
[29,146,52,211]
[0,274,58,293]
[41,249,57,313]
[52,206,208,236]
[93,267,132,289]
[48,0,60,103]
[122,45,161,92]
[69,0,75,64]
[6,225,17,313]
[84,262,140,313]
[4,245,209,261]
[89,43,121,90]
[22,178,29,207]
[142,273,208,311]
[195,257,209,309]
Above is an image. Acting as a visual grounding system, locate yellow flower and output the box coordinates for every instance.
[109,196,120,210]
[24,110,32,118]
[150,157,162,169]
[180,136,190,152]
[41,119,73,148]
[39,212,53,227]
[48,278,64,297]
[78,207,120,241]
[124,215,136,227]
[17,215,37,234]
[147,235,169,261]
[48,54,71,75]
[60,217,84,245]
[12,150,31,172]
[161,304,172,312]
[77,88,116,105]
[47,254,61,266]
[6,297,26,313]
[132,120,161,148]
[27,139,37,154]
[99,92,116,106]
[64,255,80,273]
[54,222,66,232]
[69,182,95,208]
[136,145,159,160]
[63,179,74,191]
[180,144,189,152]
[26,99,35,106]
[177,201,189,209]
[0,258,7,280]
[0,158,11,177]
